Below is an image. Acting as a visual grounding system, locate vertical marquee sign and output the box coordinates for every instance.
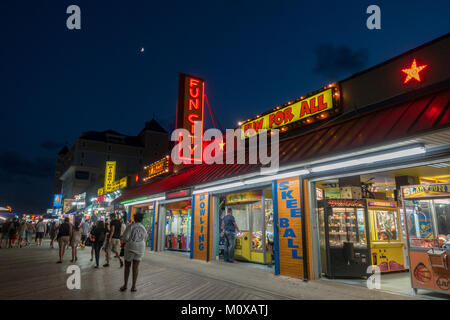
[275,177,306,279]
[192,193,209,261]
[104,161,116,192]
[176,73,205,163]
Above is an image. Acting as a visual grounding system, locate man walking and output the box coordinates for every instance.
[105,213,123,267]
[35,218,46,246]
[80,219,90,249]
[56,217,72,263]
[223,208,240,263]
[120,212,146,292]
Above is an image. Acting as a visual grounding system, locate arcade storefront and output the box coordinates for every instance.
[115,35,450,295]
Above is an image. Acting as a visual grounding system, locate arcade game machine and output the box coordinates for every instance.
[401,183,450,295]
[323,199,371,278]
[165,204,191,252]
[226,191,272,264]
[366,199,406,272]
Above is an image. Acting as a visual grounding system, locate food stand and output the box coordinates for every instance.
[401,183,450,295]
[366,200,406,272]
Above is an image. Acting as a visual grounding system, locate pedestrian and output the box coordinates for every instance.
[91,220,106,268]
[105,213,124,268]
[89,223,95,261]
[222,207,240,263]
[35,218,46,246]
[26,221,34,246]
[56,217,72,263]
[70,216,82,262]
[120,212,147,292]
[120,217,126,235]
[103,218,110,259]
[49,221,57,248]
[1,219,10,248]
[8,218,19,248]
[80,219,90,248]
[18,220,27,248]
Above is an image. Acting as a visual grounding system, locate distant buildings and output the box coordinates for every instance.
[56,119,168,203]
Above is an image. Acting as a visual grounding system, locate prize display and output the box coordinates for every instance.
[165,208,191,252]
[367,200,406,273]
[225,190,273,264]
[322,199,371,278]
[401,183,450,295]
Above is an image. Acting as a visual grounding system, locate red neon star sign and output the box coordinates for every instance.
[402,59,427,84]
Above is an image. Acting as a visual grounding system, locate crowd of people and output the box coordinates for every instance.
[0,212,147,292]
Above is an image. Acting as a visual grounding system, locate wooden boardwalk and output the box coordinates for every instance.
[0,240,421,300]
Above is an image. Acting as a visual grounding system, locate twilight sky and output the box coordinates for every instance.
[0,0,449,213]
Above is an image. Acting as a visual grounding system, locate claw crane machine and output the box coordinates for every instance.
[401,183,450,295]
[225,190,273,264]
[366,199,406,272]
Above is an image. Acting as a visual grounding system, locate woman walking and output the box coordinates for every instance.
[92,221,106,268]
[120,212,147,292]
[70,217,82,262]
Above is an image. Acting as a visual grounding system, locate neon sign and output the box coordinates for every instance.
[402,59,427,84]
[240,86,339,139]
[176,74,205,163]
[143,156,171,181]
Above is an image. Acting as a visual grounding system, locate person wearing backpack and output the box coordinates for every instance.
[56,217,72,263]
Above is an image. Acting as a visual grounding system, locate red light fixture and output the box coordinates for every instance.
[402,58,427,84]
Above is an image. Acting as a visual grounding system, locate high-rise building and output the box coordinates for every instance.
[58,119,168,202]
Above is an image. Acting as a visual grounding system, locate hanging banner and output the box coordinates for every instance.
[192,193,209,261]
[276,177,304,278]
[104,161,116,192]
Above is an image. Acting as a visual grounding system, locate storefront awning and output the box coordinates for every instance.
[116,86,450,204]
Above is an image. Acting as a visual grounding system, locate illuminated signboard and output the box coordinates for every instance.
[240,86,338,139]
[0,205,12,212]
[367,200,396,208]
[104,161,116,192]
[98,162,127,196]
[327,199,364,207]
[192,193,209,261]
[166,189,191,199]
[143,156,171,182]
[276,177,305,278]
[402,183,450,199]
[176,73,205,163]
[53,194,63,208]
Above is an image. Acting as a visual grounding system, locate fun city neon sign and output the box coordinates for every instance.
[176,74,205,163]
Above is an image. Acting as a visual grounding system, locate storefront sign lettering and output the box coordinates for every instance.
[327,199,364,207]
[176,74,205,163]
[403,183,450,198]
[143,156,171,181]
[193,193,209,261]
[241,87,335,139]
[276,177,304,278]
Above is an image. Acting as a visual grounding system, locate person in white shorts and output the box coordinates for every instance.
[120,213,147,293]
